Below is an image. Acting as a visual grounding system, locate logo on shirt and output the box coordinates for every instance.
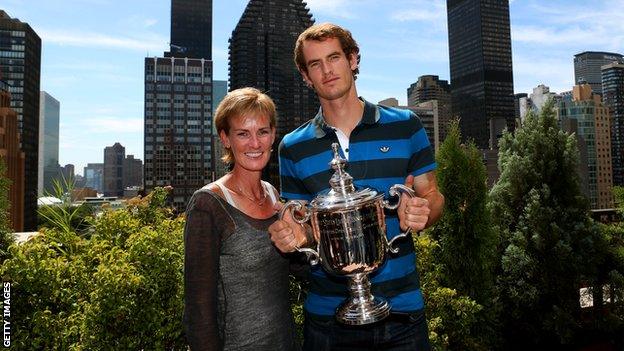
[380,146,390,153]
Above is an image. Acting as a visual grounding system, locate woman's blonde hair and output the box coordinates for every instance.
[214,87,277,164]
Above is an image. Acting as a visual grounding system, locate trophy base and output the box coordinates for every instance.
[335,273,391,325]
[335,295,391,325]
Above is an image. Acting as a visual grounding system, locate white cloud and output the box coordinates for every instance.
[46,61,120,71]
[305,0,358,19]
[143,18,158,28]
[512,25,596,45]
[366,35,448,64]
[512,54,574,94]
[39,28,167,52]
[390,0,446,23]
[513,1,624,51]
[44,75,80,88]
[80,117,144,134]
[118,14,160,29]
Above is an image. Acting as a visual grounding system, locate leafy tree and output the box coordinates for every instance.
[0,159,14,261]
[431,121,498,304]
[414,234,483,351]
[489,100,601,347]
[429,121,499,349]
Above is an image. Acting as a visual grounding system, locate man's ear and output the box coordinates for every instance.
[348,53,358,71]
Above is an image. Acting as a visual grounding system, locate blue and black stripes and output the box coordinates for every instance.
[278,99,436,318]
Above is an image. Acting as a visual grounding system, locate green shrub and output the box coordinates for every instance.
[2,188,186,349]
[414,233,484,350]
[2,229,89,349]
[0,159,14,262]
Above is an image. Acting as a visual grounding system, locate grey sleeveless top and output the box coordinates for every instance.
[183,187,298,351]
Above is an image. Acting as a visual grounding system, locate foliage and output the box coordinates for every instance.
[0,159,14,262]
[615,186,624,216]
[2,188,186,349]
[489,100,610,347]
[38,204,94,236]
[581,223,624,342]
[430,121,499,348]
[37,176,94,236]
[289,276,306,343]
[585,188,624,347]
[414,233,484,351]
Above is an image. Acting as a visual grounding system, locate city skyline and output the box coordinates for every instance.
[2,0,624,174]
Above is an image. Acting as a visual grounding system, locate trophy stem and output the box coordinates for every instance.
[335,273,391,325]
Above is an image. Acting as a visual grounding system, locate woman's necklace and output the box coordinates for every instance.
[229,183,268,206]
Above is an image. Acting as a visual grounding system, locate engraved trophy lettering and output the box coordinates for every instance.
[280,143,415,325]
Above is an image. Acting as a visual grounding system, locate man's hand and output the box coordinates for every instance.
[398,175,431,232]
[268,202,308,253]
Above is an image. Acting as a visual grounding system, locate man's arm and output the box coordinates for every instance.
[398,171,445,231]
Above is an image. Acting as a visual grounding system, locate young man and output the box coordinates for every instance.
[268,23,444,350]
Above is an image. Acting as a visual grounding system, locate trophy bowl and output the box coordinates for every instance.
[280,143,415,325]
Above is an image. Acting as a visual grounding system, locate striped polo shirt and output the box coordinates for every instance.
[279,99,436,319]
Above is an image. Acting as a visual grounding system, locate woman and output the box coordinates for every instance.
[183,87,298,350]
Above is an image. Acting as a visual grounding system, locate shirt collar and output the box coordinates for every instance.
[312,98,380,139]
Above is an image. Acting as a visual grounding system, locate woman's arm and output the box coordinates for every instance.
[183,192,222,351]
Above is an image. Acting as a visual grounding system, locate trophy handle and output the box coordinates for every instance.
[279,200,320,265]
[383,184,416,254]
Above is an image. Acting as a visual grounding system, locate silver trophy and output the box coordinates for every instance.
[280,143,415,325]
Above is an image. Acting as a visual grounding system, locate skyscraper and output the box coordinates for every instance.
[60,164,74,183]
[574,51,623,95]
[84,163,103,193]
[0,10,42,231]
[123,154,143,188]
[167,0,212,59]
[407,75,451,107]
[144,58,213,210]
[446,0,515,149]
[557,83,613,209]
[407,75,452,146]
[212,79,229,179]
[103,143,125,197]
[229,0,318,186]
[514,93,527,122]
[144,0,213,210]
[517,84,558,122]
[38,91,60,196]
[602,61,624,186]
[0,79,24,231]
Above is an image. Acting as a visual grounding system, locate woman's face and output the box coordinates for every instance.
[220,112,275,173]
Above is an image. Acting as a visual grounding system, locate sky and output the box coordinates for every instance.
[2,0,624,175]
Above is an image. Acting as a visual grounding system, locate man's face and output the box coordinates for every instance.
[300,37,358,101]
